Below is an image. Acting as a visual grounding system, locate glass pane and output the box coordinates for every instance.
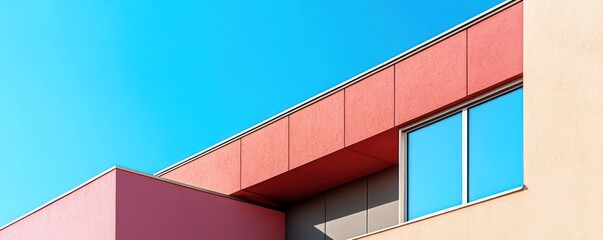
[468,88,523,202]
[408,113,462,220]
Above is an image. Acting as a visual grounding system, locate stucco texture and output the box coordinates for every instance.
[162,140,241,194]
[394,31,467,126]
[0,171,117,240]
[116,169,284,240]
[241,117,289,188]
[361,1,603,239]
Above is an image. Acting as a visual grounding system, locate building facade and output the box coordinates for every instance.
[2,0,603,239]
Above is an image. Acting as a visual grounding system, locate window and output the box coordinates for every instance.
[404,87,523,221]
[407,113,462,220]
[468,88,523,201]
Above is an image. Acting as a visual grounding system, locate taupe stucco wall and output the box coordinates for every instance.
[360,0,603,239]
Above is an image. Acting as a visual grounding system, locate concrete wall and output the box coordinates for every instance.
[286,167,398,240]
[326,178,368,240]
[361,0,603,239]
[367,166,399,232]
[0,170,117,240]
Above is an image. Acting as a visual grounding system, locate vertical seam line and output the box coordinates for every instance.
[466,30,469,96]
[324,193,327,240]
[343,90,346,147]
[393,64,396,126]
[287,116,290,170]
[366,177,369,234]
[239,140,242,190]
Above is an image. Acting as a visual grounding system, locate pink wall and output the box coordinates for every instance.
[116,169,284,240]
[468,2,523,95]
[0,168,284,240]
[395,32,468,126]
[163,140,241,195]
[345,67,395,147]
[0,170,116,240]
[345,66,398,164]
[289,91,345,169]
[241,117,289,189]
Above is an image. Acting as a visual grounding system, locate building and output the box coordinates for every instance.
[2,0,603,239]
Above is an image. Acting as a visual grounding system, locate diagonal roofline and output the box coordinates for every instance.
[154,0,522,176]
[0,166,118,231]
[0,166,263,232]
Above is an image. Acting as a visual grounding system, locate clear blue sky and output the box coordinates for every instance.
[0,0,503,226]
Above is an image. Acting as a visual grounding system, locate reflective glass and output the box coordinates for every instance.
[468,88,523,201]
[408,113,462,220]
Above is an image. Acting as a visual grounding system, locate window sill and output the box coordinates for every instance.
[350,185,526,240]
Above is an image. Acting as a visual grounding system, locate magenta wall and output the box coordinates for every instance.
[0,170,116,240]
[116,169,284,240]
[1,168,284,240]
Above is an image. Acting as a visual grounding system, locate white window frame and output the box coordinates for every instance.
[398,78,524,223]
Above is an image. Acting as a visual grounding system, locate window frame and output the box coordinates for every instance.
[398,78,524,223]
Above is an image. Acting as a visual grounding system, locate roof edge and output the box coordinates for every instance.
[155,0,523,176]
[0,166,118,231]
[1,166,270,232]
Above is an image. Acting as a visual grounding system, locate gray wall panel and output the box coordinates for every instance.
[325,178,367,240]
[285,167,399,240]
[368,166,399,232]
[286,193,326,240]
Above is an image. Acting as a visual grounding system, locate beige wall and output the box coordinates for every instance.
[361,0,603,239]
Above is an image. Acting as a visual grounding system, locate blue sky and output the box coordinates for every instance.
[0,0,503,226]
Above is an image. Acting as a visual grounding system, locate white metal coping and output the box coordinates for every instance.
[155,0,523,177]
[0,166,262,231]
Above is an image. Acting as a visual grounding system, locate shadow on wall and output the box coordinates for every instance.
[285,166,399,240]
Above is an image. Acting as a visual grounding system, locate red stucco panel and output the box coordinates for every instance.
[468,2,523,95]
[241,117,289,188]
[395,32,467,126]
[0,170,116,240]
[163,140,241,194]
[289,91,345,169]
[345,66,395,147]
